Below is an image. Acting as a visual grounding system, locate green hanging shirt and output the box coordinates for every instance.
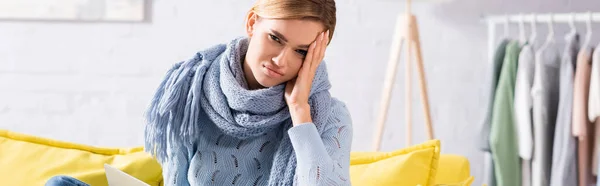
[490,40,521,186]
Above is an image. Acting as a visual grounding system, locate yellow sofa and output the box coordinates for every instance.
[0,129,472,186]
[349,140,473,186]
[0,129,163,186]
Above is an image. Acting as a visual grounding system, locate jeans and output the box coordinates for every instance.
[45,176,90,186]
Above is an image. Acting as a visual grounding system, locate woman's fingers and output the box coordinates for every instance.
[298,31,328,85]
[304,38,317,67]
[311,32,325,70]
[300,39,317,79]
[313,30,329,72]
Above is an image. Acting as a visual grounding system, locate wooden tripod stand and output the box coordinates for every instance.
[372,0,434,151]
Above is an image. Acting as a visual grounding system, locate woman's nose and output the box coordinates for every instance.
[271,50,289,67]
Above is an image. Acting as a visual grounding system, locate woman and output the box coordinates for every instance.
[46,0,352,185]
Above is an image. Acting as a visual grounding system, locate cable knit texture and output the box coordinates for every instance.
[144,36,352,185]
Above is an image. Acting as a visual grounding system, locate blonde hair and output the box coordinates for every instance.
[249,0,337,43]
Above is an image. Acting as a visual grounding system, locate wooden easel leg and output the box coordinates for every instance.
[372,14,405,152]
[405,13,413,147]
[373,13,435,151]
[372,0,434,152]
[409,15,434,140]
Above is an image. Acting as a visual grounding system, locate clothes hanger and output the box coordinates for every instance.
[569,12,577,36]
[529,13,537,45]
[583,11,593,48]
[548,13,555,44]
[519,13,527,44]
[538,13,554,52]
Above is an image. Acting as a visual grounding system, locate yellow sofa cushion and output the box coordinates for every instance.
[435,154,473,185]
[0,129,163,186]
[349,139,441,186]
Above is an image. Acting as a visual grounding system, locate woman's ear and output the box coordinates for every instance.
[245,11,258,37]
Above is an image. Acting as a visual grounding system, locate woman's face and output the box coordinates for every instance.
[244,12,325,89]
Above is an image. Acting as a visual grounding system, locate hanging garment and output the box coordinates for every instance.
[550,32,580,186]
[483,152,497,186]
[481,39,510,186]
[531,37,561,186]
[589,45,600,129]
[514,43,535,186]
[589,43,600,177]
[480,39,511,151]
[490,40,521,186]
[573,47,594,186]
[594,118,600,176]
[521,160,532,186]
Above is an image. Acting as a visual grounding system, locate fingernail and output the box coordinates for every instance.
[326,30,330,37]
[320,32,325,41]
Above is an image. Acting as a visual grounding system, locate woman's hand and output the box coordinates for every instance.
[285,30,329,126]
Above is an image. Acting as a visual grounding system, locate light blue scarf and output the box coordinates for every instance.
[144,37,332,185]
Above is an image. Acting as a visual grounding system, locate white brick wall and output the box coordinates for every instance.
[1,0,599,185]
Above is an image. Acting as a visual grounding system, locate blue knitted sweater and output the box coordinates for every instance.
[162,101,353,186]
[145,37,353,186]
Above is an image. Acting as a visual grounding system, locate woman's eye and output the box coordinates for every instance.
[269,34,281,43]
[296,49,307,57]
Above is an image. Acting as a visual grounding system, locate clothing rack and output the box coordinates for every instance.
[483,12,600,62]
[480,11,600,186]
[484,12,600,24]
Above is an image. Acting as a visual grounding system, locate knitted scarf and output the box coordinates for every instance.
[144,36,332,185]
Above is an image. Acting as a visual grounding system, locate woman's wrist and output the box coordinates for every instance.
[289,103,312,125]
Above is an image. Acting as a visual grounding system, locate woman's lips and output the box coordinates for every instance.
[263,64,283,78]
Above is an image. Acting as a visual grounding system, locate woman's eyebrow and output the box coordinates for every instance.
[271,30,289,43]
[271,29,311,49]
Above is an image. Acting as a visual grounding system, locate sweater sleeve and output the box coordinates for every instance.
[287,101,353,186]
[161,138,192,186]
